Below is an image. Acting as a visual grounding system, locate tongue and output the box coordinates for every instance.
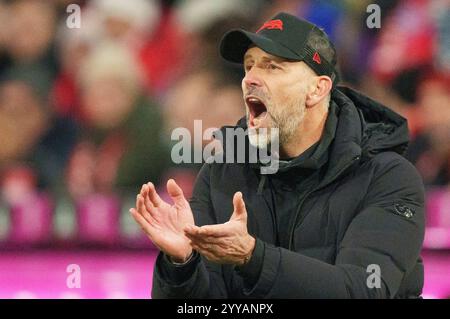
[251,111,267,127]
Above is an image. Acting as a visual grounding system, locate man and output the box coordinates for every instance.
[131,13,425,298]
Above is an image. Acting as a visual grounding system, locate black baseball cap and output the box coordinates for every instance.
[220,12,338,84]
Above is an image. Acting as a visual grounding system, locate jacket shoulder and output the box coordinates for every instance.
[360,151,425,205]
[367,151,422,180]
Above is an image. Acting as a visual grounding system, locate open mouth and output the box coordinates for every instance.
[245,95,268,128]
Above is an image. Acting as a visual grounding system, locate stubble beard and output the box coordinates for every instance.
[247,99,305,151]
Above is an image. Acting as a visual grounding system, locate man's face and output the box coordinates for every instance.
[242,46,315,149]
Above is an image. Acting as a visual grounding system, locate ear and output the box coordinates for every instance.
[305,75,333,108]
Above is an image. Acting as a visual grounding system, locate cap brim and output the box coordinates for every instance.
[219,29,301,64]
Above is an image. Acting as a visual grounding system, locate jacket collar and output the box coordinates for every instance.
[214,85,409,187]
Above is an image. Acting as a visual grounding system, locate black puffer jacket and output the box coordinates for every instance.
[152,86,425,299]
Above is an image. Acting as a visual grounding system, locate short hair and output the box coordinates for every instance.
[306,27,337,68]
[306,27,337,107]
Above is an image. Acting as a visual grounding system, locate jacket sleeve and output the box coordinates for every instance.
[237,155,425,298]
[151,163,229,298]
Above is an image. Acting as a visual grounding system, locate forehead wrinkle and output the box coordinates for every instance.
[244,49,297,67]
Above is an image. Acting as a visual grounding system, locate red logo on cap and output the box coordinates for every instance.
[313,52,321,64]
[256,19,284,33]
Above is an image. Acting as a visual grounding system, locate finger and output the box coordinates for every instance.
[166,179,187,207]
[142,185,158,215]
[184,225,201,236]
[187,234,229,249]
[136,195,155,224]
[185,226,228,243]
[186,231,221,243]
[139,183,148,198]
[144,194,155,214]
[130,208,153,235]
[147,182,163,207]
[137,194,146,216]
[231,192,247,220]
[135,184,146,209]
[140,184,154,208]
[184,225,211,237]
[136,184,156,223]
[186,224,229,238]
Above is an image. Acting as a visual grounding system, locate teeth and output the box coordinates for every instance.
[248,97,262,104]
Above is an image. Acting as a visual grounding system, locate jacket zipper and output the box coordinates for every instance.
[287,155,360,250]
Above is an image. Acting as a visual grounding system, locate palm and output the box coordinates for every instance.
[131,179,194,262]
[146,197,194,259]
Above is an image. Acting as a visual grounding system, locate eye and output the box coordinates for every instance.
[244,64,253,72]
[268,63,280,70]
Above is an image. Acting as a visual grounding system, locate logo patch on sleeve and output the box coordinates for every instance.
[393,203,415,219]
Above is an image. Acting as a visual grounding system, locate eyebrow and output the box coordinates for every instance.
[243,53,289,64]
[243,53,253,62]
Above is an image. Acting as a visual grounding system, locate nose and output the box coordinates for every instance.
[243,68,263,89]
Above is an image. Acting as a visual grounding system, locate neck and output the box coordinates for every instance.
[279,105,328,159]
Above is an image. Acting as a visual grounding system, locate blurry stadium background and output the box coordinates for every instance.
[0,0,449,298]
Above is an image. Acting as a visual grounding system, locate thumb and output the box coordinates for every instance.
[231,192,247,221]
[167,179,187,206]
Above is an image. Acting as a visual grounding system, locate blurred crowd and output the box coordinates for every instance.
[0,0,449,248]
